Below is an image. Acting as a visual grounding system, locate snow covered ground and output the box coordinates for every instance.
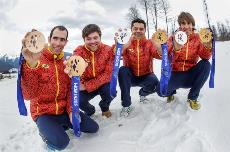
[0,41,230,152]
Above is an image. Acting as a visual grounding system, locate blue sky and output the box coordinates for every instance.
[0,0,229,55]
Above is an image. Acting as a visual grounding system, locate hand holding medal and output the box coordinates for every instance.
[175,31,187,45]
[199,28,212,48]
[152,29,167,45]
[24,30,46,53]
[17,30,46,116]
[66,56,88,77]
[153,29,171,96]
[199,28,212,43]
[115,28,129,44]
[110,28,129,98]
[21,30,46,68]
[152,29,167,53]
[66,55,88,137]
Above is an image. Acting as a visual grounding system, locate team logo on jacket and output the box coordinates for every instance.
[128,48,134,53]
[42,64,49,69]
[84,58,91,63]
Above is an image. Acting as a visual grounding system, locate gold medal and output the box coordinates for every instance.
[24,31,46,53]
[152,29,167,44]
[199,28,212,43]
[67,56,87,76]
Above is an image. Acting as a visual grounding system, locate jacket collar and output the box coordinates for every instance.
[187,32,197,40]
[131,36,148,46]
[84,43,103,54]
[43,47,64,61]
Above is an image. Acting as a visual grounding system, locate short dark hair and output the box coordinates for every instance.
[49,25,68,40]
[131,18,146,29]
[82,24,102,39]
[178,12,195,26]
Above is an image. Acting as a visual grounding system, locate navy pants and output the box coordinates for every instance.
[157,60,211,100]
[36,112,99,151]
[80,83,113,116]
[118,66,159,107]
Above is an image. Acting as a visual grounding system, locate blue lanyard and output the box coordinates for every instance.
[71,76,81,137]
[110,43,123,98]
[159,43,171,96]
[17,53,27,116]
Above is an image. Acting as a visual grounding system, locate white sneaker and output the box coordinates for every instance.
[140,96,150,104]
[66,129,75,137]
[45,145,56,152]
[120,106,133,117]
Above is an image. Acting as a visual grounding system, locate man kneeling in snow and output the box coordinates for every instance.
[21,26,99,151]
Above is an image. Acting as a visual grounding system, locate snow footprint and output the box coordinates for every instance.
[176,131,213,152]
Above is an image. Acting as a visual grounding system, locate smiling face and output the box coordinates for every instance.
[48,28,68,54]
[84,31,101,51]
[178,12,195,36]
[131,22,146,39]
[180,20,194,35]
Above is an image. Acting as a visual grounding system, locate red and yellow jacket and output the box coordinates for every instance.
[123,37,161,76]
[73,43,114,93]
[168,32,212,71]
[21,49,72,121]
